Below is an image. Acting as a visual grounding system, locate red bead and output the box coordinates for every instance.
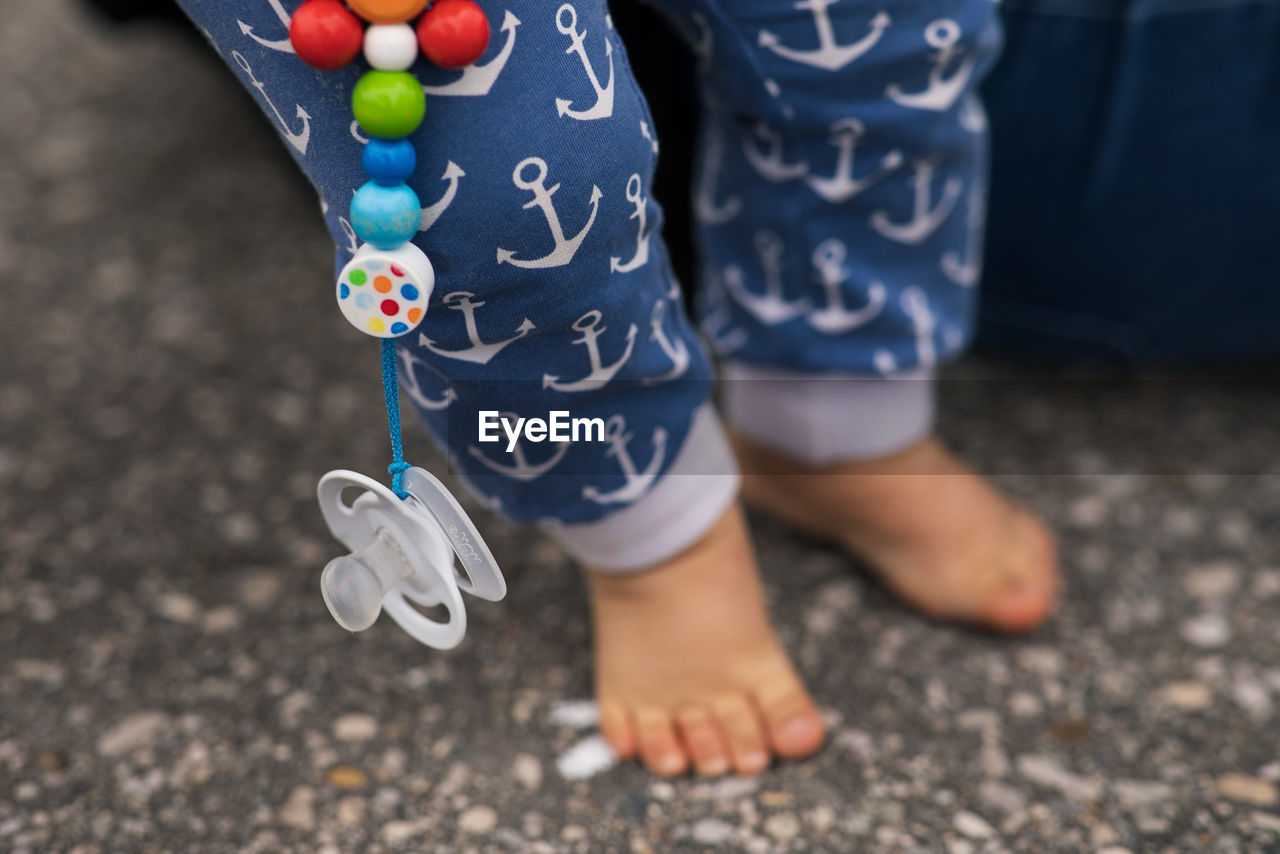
[416,0,490,69]
[290,0,364,71]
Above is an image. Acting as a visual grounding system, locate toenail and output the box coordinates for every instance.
[657,754,684,775]
[777,715,819,743]
[700,758,729,776]
[742,751,768,772]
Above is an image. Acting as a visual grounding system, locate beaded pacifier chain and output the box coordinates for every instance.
[291,0,506,649]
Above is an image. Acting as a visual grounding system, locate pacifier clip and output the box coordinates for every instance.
[290,0,506,649]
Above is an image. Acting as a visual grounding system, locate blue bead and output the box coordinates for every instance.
[362,139,417,186]
[350,181,421,250]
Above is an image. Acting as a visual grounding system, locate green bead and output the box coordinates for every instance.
[351,71,425,140]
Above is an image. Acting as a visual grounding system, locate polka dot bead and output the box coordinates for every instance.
[347,0,430,24]
[363,23,419,71]
[337,243,434,338]
[289,0,364,70]
[351,70,426,140]
[350,181,421,249]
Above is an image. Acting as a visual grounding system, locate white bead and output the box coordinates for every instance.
[363,23,419,71]
[336,243,433,339]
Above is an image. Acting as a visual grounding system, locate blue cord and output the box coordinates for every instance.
[381,338,412,499]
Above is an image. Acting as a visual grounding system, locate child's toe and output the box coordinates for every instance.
[676,706,731,777]
[712,694,770,775]
[635,706,688,777]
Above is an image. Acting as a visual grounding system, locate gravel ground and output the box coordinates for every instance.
[3,2,1280,852]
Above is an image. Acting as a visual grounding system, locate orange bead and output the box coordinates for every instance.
[346,0,430,25]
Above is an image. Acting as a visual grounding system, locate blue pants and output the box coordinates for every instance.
[179,0,999,569]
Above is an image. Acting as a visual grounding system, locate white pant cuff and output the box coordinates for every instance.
[549,404,740,572]
[721,362,935,466]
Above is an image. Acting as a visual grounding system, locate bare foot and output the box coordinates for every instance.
[733,434,1058,633]
[587,504,826,777]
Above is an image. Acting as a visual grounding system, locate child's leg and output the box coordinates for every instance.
[647,0,1057,629]
[177,0,822,774]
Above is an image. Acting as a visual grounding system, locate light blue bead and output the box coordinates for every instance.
[362,139,417,186]
[350,181,421,250]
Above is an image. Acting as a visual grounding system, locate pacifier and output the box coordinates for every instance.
[317,466,506,649]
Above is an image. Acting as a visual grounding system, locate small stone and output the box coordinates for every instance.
[325,765,369,789]
[807,805,836,833]
[97,712,170,756]
[458,805,498,834]
[336,797,366,826]
[278,786,316,831]
[1113,780,1175,807]
[692,818,735,844]
[1252,811,1280,833]
[381,819,426,845]
[947,839,975,854]
[1016,754,1102,802]
[1181,613,1231,648]
[1215,774,1278,806]
[953,810,995,839]
[764,813,800,841]
[33,750,66,773]
[1096,848,1134,854]
[560,825,587,842]
[156,592,200,623]
[201,606,241,633]
[1160,681,1212,710]
[1183,562,1240,600]
[334,713,378,742]
[512,754,542,790]
[14,660,65,686]
[238,572,282,611]
[648,781,675,802]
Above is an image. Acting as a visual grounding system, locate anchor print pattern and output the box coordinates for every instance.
[555,4,615,121]
[179,0,999,525]
[759,2,891,72]
[468,412,570,481]
[542,310,638,393]
[497,157,602,269]
[886,20,977,113]
[582,416,668,505]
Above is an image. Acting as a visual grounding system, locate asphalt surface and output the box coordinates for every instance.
[3,2,1280,852]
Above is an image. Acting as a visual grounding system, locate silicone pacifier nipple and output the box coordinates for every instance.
[320,527,411,632]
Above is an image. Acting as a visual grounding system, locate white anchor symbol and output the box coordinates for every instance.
[555,4,615,121]
[873,286,936,374]
[419,161,466,232]
[700,266,750,355]
[397,349,458,411]
[542,311,637,393]
[941,187,985,287]
[610,174,651,273]
[694,125,743,225]
[806,118,903,203]
[870,156,962,245]
[497,157,601,269]
[582,416,668,505]
[640,121,660,154]
[958,93,987,133]
[337,217,359,255]
[423,10,521,97]
[350,120,369,145]
[743,123,809,183]
[468,412,568,481]
[644,300,691,385]
[759,2,890,72]
[232,52,310,155]
[724,231,811,326]
[806,239,887,335]
[886,19,976,112]
[419,292,535,365]
[237,0,293,53]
